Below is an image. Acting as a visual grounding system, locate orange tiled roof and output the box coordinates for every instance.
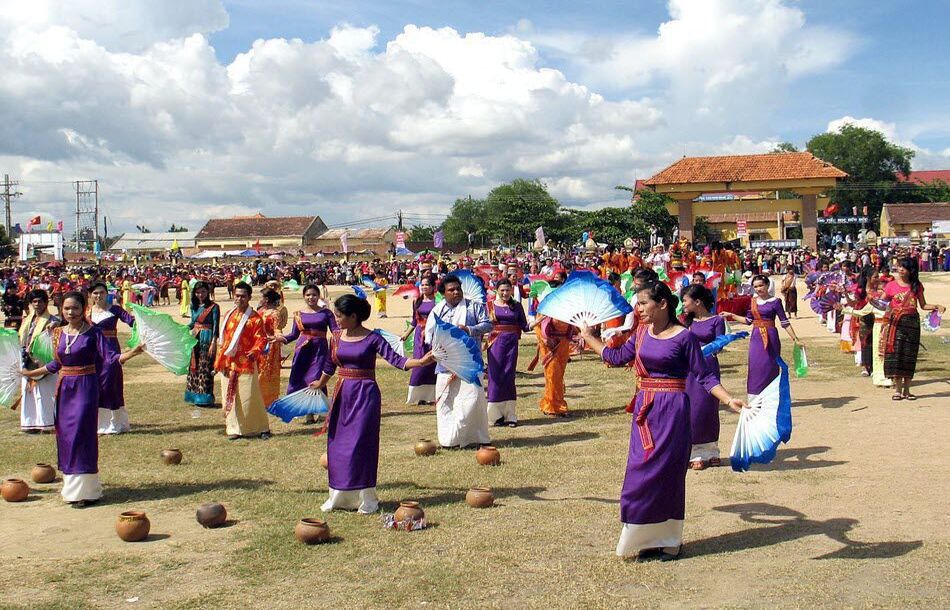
[643,152,846,186]
[883,202,950,225]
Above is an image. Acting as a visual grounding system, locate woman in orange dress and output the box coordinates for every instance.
[257,287,283,406]
[535,315,575,417]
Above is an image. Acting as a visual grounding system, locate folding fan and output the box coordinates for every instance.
[730,356,792,472]
[429,314,484,385]
[361,276,385,292]
[619,272,634,298]
[30,331,56,364]
[922,309,942,332]
[403,321,414,354]
[0,328,24,408]
[529,280,551,299]
[375,329,405,357]
[451,269,486,303]
[701,331,749,358]
[793,344,808,378]
[351,286,368,300]
[393,284,420,300]
[282,279,301,292]
[266,388,330,423]
[536,270,632,326]
[126,304,197,376]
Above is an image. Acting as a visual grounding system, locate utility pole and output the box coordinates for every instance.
[3,174,22,238]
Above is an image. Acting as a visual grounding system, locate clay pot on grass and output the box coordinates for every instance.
[160,449,183,465]
[115,511,151,542]
[295,518,330,544]
[196,503,227,528]
[475,445,501,466]
[465,487,494,508]
[414,439,438,456]
[31,463,56,484]
[393,501,425,523]
[1,478,30,502]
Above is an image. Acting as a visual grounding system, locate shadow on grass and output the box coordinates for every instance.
[494,431,599,449]
[103,478,275,505]
[378,481,549,508]
[686,502,922,560]
[793,395,858,409]
[756,446,846,471]
[128,422,221,435]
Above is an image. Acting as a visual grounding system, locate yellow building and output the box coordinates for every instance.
[880,202,950,237]
[311,228,397,255]
[195,214,328,251]
[639,152,846,249]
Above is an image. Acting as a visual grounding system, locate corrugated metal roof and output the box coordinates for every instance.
[110,232,198,251]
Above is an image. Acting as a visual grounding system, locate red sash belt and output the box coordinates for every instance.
[634,377,686,459]
[59,365,97,376]
[336,368,375,380]
[301,329,327,339]
[101,330,118,338]
[493,324,522,334]
[193,323,211,331]
[318,367,376,437]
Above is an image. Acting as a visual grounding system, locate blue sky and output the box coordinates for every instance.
[211,0,950,152]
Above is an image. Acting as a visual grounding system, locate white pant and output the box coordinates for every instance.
[435,373,490,448]
[321,487,379,514]
[97,407,130,435]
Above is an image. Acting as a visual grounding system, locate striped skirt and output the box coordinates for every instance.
[883,313,920,379]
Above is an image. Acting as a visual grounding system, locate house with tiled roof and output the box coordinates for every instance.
[637,152,846,248]
[311,227,398,255]
[195,214,328,250]
[880,202,950,237]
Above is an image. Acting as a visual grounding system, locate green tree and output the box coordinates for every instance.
[168,224,189,232]
[770,142,799,153]
[632,189,678,242]
[913,179,950,203]
[0,226,14,259]
[565,206,647,246]
[441,196,488,246]
[407,224,435,242]
[806,124,915,225]
[692,216,714,243]
[483,179,563,246]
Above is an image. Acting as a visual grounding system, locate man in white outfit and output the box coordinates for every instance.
[425,274,493,449]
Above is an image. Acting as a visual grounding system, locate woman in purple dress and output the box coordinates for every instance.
[721,274,802,396]
[313,295,434,514]
[22,292,144,506]
[486,280,528,427]
[274,284,338,423]
[401,274,438,405]
[580,282,744,560]
[681,284,726,470]
[88,281,136,434]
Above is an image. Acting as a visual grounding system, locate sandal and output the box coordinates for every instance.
[891,393,904,401]
[689,461,706,471]
[904,393,917,401]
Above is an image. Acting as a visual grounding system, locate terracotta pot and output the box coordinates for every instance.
[115,511,150,542]
[196,503,227,528]
[414,439,438,457]
[1,478,30,502]
[31,463,56,484]
[465,486,494,508]
[475,445,501,466]
[294,518,330,544]
[393,501,425,523]
[319,452,329,470]
[161,449,183,465]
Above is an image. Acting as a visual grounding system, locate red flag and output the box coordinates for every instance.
[28,215,41,226]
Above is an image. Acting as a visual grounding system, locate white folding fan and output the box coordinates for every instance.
[450,269,487,304]
[536,270,632,326]
[126,304,198,376]
[0,328,25,408]
[428,314,484,385]
[375,329,406,357]
[267,388,330,423]
[730,356,793,472]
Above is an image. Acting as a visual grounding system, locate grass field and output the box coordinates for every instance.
[1,283,949,609]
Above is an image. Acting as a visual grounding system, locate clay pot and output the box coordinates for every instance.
[1,478,30,502]
[475,445,501,466]
[115,511,151,542]
[294,518,330,544]
[465,486,494,508]
[319,452,329,470]
[196,503,227,528]
[414,439,438,457]
[393,501,425,523]
[31,463,56,484]
[161,449,183,465]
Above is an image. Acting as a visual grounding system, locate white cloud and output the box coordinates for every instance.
[0,1,866,232]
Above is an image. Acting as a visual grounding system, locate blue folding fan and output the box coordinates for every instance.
[361,276,385,292]
[429,314,484,385]
[375,328,406,357]
[536,270,632,326]
[351,285,368,300]
[451,269,487,303]
[701,331,750,358]
[267,388,330,423]
[730,356,792,472]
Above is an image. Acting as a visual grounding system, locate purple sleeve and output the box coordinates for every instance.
[114,305,135,328]
[602,331,638,366]
[714,315,727,337]
[744,305,753,325]
[515,301,529,331]
[283,316,301,343]
[775,299,791,328]
[322,349,337,377]
[686,332,719,392]
[374,332,409,370]
[326,310,339,332]
[46,338,61,373]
